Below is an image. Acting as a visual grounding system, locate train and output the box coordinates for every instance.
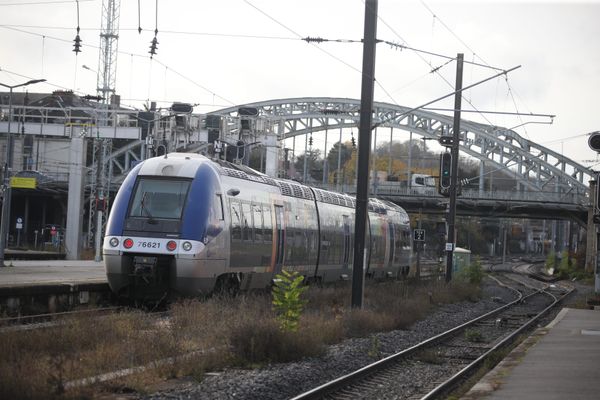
[103,153,413,301]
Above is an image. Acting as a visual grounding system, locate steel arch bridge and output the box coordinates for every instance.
[215,97,592,196]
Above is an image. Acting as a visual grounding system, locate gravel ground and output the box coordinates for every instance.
[141,279,522,400]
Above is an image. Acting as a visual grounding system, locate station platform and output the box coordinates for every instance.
[0,260,106,288]
[0,260,111,315]
[462,307,600,400]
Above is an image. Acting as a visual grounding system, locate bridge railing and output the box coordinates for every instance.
[310,182,589,206]
[0,105,141,127]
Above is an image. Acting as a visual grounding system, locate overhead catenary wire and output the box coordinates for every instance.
[0,24,299,40]
[0,2,553,132]
[382,40,505,72]
[376,15,498,128]
[0,0,93,6]
[0,25,236,106]
[418,0,539,135]
[137,0,142,34]
[373,65,522,129]
[242,0,361,74]
[421,107,554,119]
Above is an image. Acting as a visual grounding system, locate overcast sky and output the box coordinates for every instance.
[0,0,598,168]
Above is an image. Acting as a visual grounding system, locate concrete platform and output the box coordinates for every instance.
[0,260,111,315]
[0,260,106,288]
[462,307,600,400]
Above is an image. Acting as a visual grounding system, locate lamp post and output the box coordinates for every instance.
[0,79,46,266]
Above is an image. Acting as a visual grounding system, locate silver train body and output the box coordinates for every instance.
[103,153,412,300]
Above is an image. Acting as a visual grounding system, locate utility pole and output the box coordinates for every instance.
[445,53,464,282]
[352,0,378,308]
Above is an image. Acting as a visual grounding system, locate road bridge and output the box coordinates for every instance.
[215,97,592,196]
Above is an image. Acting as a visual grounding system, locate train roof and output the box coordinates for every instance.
[151,153,404,214]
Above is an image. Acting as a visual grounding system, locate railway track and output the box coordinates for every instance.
[291,271,572,400]
[0,306,125,332]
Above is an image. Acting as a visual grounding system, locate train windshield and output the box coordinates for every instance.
[129,178,190,220]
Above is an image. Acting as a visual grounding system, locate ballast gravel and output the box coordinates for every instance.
[142,281,518,400]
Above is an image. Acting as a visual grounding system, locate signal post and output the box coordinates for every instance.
[437,54,464,282]
[587,131,600,295]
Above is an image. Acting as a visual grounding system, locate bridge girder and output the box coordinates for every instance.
[216,97,592,195]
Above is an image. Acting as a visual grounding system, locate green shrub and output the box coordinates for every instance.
[554,250,592,281]
[463,256,484,284]
[465,328,484,342]
[545,251,557,273]
[271,270,308,332]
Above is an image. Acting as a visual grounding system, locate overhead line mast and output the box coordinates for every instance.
[90,0,120,261]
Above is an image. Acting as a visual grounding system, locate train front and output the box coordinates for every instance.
[103,153,227,301]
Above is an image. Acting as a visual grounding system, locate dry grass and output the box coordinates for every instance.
[0,279,481,399]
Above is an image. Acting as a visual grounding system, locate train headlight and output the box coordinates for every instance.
[123,238,134,249]
[109,237,119,247]
[166,240,177,251]
[182,241,192,251]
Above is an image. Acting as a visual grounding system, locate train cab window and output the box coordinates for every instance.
[230,201,242,241]
[252,204,263,242]
[129,178,190,220]
[263,205,272,243]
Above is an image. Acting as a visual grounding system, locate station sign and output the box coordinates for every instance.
[413,229,425,242]
[10,177,37,189]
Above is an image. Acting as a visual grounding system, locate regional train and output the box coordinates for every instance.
[103,153,412,301]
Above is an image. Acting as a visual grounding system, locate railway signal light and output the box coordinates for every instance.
[438,135,454,147]
[588,131,600,152]
[439,152,452,196]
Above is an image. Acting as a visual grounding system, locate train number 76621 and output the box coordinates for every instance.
[138,241,161,249]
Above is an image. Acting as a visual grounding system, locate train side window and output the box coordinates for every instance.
[230,200,241,241]
[394,224,402,263]
[263,205,272,243]
[242,202,251,242]
[253,204,263,242]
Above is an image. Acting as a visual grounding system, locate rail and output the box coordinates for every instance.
[291,272,572,399]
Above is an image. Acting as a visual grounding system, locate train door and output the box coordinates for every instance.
[342,215,351,270]
[274,205,285,274]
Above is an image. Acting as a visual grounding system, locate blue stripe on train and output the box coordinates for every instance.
[179,162,222,241]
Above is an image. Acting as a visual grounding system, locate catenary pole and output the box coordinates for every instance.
[445,53,464,282]
[352,0,378,308]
